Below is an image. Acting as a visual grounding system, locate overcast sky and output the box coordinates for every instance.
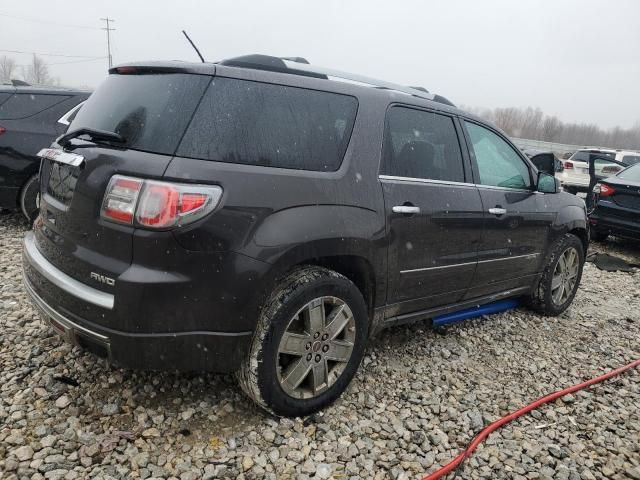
[1,0,639,129]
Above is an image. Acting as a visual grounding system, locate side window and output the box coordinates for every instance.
[0,93,70,120]
[464,121,532,189]
[381,106,465,182]
[622,155,640,165]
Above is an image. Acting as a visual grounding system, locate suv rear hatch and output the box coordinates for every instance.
[33,69,212,300]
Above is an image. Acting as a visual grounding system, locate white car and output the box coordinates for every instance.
[558,148,640,193]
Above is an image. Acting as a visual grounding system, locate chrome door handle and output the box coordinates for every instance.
[488,207,507,215]
[392,205,421,214]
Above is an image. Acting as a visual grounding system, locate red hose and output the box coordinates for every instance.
[422,358,640,480]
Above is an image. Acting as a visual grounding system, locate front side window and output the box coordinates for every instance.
[465,121,532,189]
[381,106,465,182]
[177,78,358,172]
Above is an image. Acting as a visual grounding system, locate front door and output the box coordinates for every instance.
[381,106,483,318]
[462,121,553,298]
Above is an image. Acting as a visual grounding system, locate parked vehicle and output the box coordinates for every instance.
[558,148,640,194]
[590,163,640,241]
[0,84,89,221]
[22,55,589,416]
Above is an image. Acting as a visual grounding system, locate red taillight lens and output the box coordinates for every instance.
[101,176,143,224]
[597,183,616,197]
[601,165,621,174]
[101,175,222,229]
[0,126,6,135]
[564,161,574,169]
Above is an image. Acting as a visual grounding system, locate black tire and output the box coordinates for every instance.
[19,175,40,224]
[237,266,369,417]
[590,229,609,242]
[527,233,585,316]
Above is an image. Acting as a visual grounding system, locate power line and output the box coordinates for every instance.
[0,12,100,30]
[100,17,115,68]
[48,57,109,66]
[0,49,103,59]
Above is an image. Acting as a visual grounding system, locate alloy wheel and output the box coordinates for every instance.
[551,247,580,305]
[277,296,356,399]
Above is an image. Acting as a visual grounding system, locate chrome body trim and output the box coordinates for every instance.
[37,148,85,167]
[400,253,540,275]
[23,232,114,310]
[379,174,542,194]
[57,101,85,126]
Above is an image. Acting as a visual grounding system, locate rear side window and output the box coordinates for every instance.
[69,73,211,155]
[381,106,465,182]
[177,78,358,171]
[0,93,11,106]
[0,93,70,120]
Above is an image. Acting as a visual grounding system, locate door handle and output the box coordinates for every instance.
[392,205,421,214]
[488,207,507,215]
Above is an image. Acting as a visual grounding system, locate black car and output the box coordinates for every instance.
[590,163,640,241]
[0,84,89,220]
[22,55,589,416]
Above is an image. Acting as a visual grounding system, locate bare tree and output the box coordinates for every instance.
[541,116,563,142]
[23,54,51,85]
[0,56,16,83]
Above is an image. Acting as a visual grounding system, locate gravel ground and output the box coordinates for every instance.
[1,212,639,480]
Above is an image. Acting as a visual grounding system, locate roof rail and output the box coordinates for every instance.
[218,54,456,106]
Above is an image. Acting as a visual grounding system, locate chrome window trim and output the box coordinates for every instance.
[400,253,539,275]
[23,232,114,310]
[379,174,475,188]
[379,174,542,194]
[57,101,85,126]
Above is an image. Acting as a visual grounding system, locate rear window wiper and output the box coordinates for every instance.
[57,127,126,150]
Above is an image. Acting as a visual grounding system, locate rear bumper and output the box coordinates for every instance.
[590,209,640,239]
[22,232,255,372]
[558,171,590,189]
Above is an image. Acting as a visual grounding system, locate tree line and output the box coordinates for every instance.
[463,105,640,150]
[0,54,58,86]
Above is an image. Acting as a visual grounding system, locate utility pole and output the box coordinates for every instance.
[100,17,115,68]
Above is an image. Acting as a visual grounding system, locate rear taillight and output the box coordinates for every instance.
[101,175,222,228]
[564,161,573,169]
[601,165,621,174]
[593,183,615,197]
[0,126,6,135]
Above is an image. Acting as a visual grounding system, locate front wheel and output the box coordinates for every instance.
[527,233,585,316]
[237,266,368,417]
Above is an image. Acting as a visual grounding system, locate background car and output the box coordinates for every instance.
[559,148,640,194]
[0,83,89,221]
[589,163,640,241]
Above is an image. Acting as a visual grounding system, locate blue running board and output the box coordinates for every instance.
[432,299,519,327]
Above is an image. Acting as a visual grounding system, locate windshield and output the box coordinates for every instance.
[69,73,210,155]
[618,163,640,181]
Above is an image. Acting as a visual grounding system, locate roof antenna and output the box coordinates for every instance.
[182,30,205,63]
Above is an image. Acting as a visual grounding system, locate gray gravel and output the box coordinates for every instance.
[1,211,639,480]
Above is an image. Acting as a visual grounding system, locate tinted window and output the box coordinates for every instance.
[381,107,465,182]
[618,164,640,181]
[69,73,211,155]
[465,122,532,189]
[571,151,615,162]
[622,155,640,165]
[0,93,70,120]
[177,78,358,171]
[0,93,11,106]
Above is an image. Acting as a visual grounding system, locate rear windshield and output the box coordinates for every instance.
[622,155,640,165]
[618,164,640,181]
[177,77,358,171]
[0,93,70,120]
[69,73,211,155]
[570,150,615,162]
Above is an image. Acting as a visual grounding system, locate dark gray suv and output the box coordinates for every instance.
[22,55,588,416]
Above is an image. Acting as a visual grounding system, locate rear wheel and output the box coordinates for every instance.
[527,233,585,316]
[19,175,40,224]
[237,266,368,417]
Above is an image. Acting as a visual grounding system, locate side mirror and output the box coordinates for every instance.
[537,172,560,193]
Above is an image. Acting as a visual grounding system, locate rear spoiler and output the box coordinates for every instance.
[109,62,216,76]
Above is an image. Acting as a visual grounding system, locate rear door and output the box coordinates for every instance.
[462,120,553,298]
[35,72,211,286]
[380,106,483,317]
